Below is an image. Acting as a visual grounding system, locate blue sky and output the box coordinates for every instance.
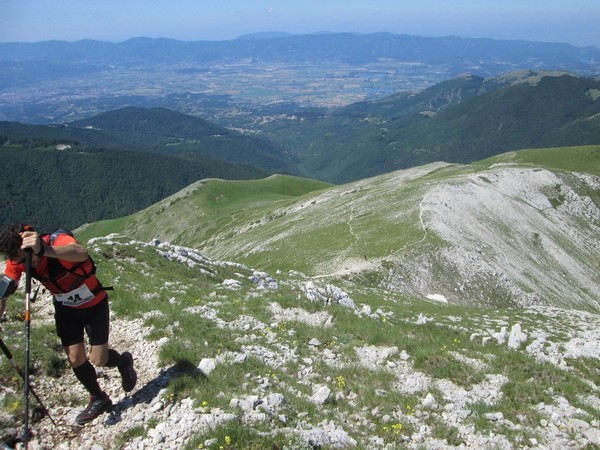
[1,0,599,47]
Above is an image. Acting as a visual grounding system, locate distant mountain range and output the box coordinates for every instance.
[2,32,600,127]
[1,32,599,71]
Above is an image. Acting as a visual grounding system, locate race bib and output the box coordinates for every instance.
[54,284,95,306]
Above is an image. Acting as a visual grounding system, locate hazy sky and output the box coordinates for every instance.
[1,0,599,47]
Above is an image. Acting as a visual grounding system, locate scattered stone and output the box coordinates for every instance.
[222,279,243,289]
[421,393,439,410]
[426,294,448,303]
[485,412,504,422]
[494,326,509,344]
[508,323,527,349]
[311,385,332,405]
[197,358,216,376]
[309,338,322,347]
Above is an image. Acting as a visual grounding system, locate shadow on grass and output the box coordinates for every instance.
[107,359,206,425]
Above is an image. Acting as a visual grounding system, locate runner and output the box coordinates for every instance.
[0,224,137,425]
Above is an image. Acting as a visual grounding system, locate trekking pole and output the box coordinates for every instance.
[23,249,32,448]
[0,337,57,426]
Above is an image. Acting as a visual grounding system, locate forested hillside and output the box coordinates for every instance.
[68,107,299,174]
[0,140,268,230]
[0,107,298,175]
[258,72,600,182]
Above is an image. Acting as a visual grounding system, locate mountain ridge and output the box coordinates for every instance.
[77,146,600,312]
[1,33,598,69]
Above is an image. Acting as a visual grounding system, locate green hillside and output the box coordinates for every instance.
[77,174,332,245]
[480,145,600,176]
[259,72,600,183]
[68,107,299,174]
[0,106,299,175]
[77,146,600,312]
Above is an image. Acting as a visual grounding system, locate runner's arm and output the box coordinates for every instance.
[43,242,88,262]
[21,231,88,262]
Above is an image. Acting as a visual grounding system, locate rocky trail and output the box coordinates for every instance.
[2,260,600,450]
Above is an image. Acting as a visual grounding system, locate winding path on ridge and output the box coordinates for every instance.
[313,183,435,279]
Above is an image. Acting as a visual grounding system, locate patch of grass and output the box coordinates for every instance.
[415,351,483,385]
[185,419,314,450]
[29,324,66,378]
[378,421,412,447]
[0,322,66,380]
[158,314,243,367]
[468,401,543,446]
[484,350,593,426]
[115,425,147,449]
[566,357,600,383]
[331,306,400,348]
[398,322,485,387]
[333,364,399,407]
[0,393,22,428]
[430,421,463,446]
[165,357,268,410]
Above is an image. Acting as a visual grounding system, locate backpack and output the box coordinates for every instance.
[35,229,112,294]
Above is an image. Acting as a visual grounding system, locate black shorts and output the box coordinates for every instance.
[54,297,109,347]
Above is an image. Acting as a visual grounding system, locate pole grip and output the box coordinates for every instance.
[25,250,32,294]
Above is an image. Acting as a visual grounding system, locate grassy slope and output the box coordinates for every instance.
[77,174,333,247]
[480,145,600,176]
[76,145,600,311]
[78,165,439,275]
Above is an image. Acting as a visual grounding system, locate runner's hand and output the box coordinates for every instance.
[20,231,42,255]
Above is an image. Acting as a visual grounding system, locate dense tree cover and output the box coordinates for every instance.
[0,142,268,231]
[259,73,600,183]
[68,107,299,174]
[0,107,299,176]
